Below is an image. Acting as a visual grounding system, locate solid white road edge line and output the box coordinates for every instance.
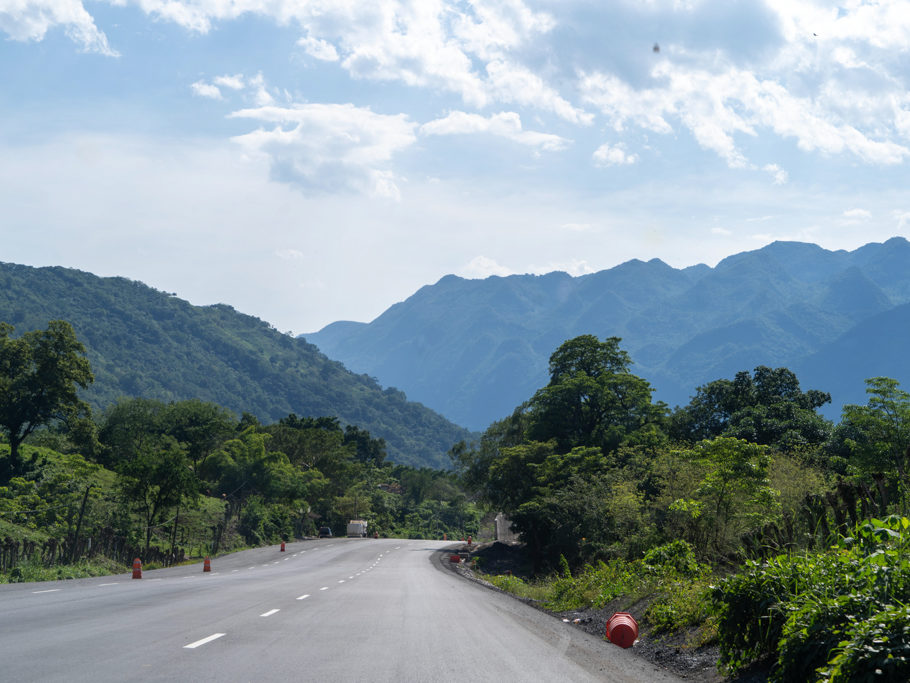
[184,633,226,649]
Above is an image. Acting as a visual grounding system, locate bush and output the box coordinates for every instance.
[774,592,890,683]
[711,555,811,673]
[643,540,701,576]
[712,516,910,678]
[645,577,713,634]
[820,604,910,682]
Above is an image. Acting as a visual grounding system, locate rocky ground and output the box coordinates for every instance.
[443,541,770,682]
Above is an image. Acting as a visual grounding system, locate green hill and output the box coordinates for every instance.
[0,262,472,468]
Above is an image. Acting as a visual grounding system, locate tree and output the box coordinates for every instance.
[0,321,93,481]
[117,436,200,556]
[670,366,832,451]
[162,400,236,476]
[343,425,387,466]
[839,377,910,508]
[671,437,778,555]
[527,335,663,453]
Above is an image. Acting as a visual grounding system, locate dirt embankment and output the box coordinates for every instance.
[441,541,769,683]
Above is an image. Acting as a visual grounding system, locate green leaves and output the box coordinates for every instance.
[713,516,910,680]
[670,366,832,451]
[527,335,662,455]
[0,321,94,480]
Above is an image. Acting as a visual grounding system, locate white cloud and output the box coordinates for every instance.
[592,143,638,167]
[0,0,116,55]
[421,111,570,151]
[843,208,872,220]
[247,72,275,106]
[276,248,305,260]
[485,60,592,125]
[580,61,910,168]
[229,102,417,199]
[526,259,596,277]
[893,210,910,230]
[762,163,788,185]
[214,75,245,90]
[767,0,910,51]
[297,35,339,62]
[191,80,222,99]
[65,1,578,120]
[712,227,732,236]
[460,255,514,278]
[195,73,275,105]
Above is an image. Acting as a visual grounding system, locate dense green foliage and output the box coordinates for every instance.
[712,516,910,681]
[0,322,482,580]
[454,333,910,679]
[0,264,472,468]
[669,366,832,450]
[0,321,93,479]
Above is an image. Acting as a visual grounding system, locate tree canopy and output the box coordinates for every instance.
[526,335,664,453]
[669,366,832,451]
[0,320,93,481]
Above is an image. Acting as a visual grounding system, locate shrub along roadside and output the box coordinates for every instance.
[479,541,717,643]
[712,515,910,681]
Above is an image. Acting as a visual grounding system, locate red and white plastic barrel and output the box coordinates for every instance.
[605,612,638,648]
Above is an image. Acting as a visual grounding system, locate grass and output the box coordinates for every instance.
[0,556,125,584]
[480,557,718,640]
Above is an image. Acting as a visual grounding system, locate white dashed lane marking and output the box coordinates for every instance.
[32,589,61,594]
[296,594,310,601]
[184,633,225,649]
[260,609,280,617]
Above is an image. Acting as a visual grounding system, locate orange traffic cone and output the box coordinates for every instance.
[132,557,142,579]
[203,556,211,572]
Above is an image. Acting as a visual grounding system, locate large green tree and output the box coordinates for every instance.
[0,321,93,481]
[117,436,200,555]
[527,335,663,453]
[838,377,910,508]
[670,366,832,451]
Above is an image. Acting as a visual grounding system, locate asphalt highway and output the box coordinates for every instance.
[0,539,683,682]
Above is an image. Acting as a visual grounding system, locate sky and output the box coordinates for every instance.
[2,1,910,335]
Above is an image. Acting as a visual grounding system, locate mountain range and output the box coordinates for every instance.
[305,238,910,431]
[0,262,471,468]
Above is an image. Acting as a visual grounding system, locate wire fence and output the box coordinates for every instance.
[0,528,188,572]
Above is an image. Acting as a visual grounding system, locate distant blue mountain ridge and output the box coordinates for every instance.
[303,237,910,431]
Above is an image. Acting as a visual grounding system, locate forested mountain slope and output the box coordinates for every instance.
[306,238,910,429]
[0,262,472,468]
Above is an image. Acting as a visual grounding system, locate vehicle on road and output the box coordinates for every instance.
[318,526,333,538]
[347,520,368,537]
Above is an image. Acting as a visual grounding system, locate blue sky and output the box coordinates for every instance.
[2,1,910,334]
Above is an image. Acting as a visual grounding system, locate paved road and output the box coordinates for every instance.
[0,539,682,682]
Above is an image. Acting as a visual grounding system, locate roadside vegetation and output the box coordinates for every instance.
[0,321,480,583]
[6,320,910,679]
[451,334,910,681]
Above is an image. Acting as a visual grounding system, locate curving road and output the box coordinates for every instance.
[0,539,682,682]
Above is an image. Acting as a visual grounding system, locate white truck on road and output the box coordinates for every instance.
[347,520,368,537]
